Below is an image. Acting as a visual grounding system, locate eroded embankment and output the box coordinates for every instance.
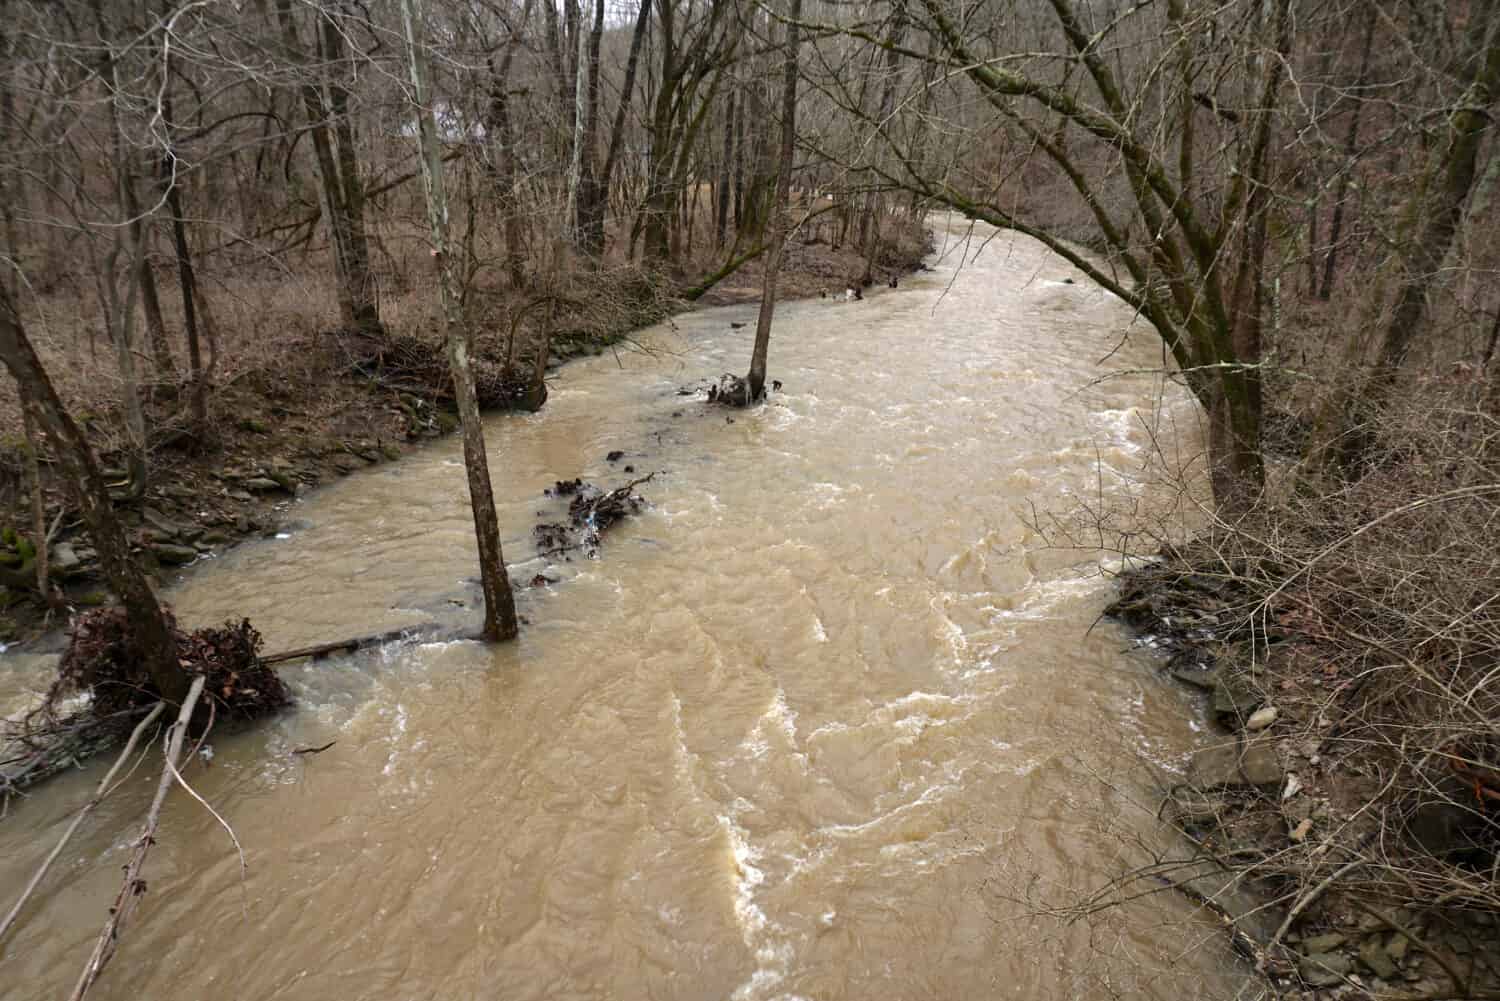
[1108,541,1500,997]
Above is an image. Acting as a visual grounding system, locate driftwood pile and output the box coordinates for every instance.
[535,473,655,559]
[1,609,289,799]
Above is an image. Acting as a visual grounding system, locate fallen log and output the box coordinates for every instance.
[259,623,446,665]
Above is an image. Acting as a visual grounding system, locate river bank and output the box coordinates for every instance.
[1108,537,1500,999]
[0,235,928,649]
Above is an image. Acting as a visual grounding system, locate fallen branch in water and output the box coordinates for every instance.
[260,624,442,665]
[0,702,166,946]
[69,676,205,1001]
[534,473,657,560]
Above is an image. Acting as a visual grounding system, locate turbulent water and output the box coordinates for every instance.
[1,223,1242,1000]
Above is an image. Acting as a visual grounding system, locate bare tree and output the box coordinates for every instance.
[400,0,520,642]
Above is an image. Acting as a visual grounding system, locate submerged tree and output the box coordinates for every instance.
[744,0,802,404]
[400,0,520,641]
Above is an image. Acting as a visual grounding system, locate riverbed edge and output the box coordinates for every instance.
[1105,549,1500,999]
[0,242,932,651]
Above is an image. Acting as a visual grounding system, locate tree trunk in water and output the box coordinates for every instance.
[745,0,801,402]
[400,0,519,642]
[0,288,186,703]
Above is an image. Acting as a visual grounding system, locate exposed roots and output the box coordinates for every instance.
[2,608,290,801]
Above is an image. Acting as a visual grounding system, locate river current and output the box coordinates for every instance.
[1,222,1240,1000]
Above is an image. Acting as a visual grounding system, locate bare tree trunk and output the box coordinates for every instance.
[581,0,650,253]
[564,1,591,244]
[120,156,176,380]
[482,0,534,289]
[1318,10,1376,301]
[276,0,380,334]
[322,12,380,333]
[1372,14,1500,375]
[18,396,54,604]
[135,227,176,380]
[745,0,801,403]
[716,90,735,249]
[0,288,185,703]
[162,147,208,432]
[400,0,519,643]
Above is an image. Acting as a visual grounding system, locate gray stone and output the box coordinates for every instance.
[1213,670,1263,719]
[51,543,81,574]
[1171,663,1219,690]
[1387,933,1410,962]
[142,506,184,539]
[1246,705,1279,731]
[267,470,298,493]
[332,454,364,474]
[242,477,285,493]
[1303,933,1348,954]
[1360,936,1399,980]
[1167,787,1226,826]
[1188,741,1282,789]
[1299,952,1352,987]
[150,543,198,565]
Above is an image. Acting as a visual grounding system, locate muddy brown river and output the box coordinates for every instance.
[1,224,1245,999]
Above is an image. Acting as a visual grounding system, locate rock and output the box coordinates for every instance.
[1303,933,1348,954]
[1289,818,1313,842]
[242,477,285,493]
[150,543,199,565]
[606,450,625,462]
[267,470,298,493]
[1282,772,1304,800]
[332,454,364,474]
[1246,705,1279,731]
[1170,662,1219,690]
[142,506,185,539]
[1212,670,1263,720]
[201,530,231,544]
[1387,933,1410,963]
[51,543,82,575]
[1188,741,1282,789]
[1299,952,1352,987]
[381,443,402,461]
[1360,937,1399,980]
[1167,787,1226,826]
[226,488,255,502]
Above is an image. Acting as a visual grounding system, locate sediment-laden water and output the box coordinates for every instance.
[1,222,1241,1000]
